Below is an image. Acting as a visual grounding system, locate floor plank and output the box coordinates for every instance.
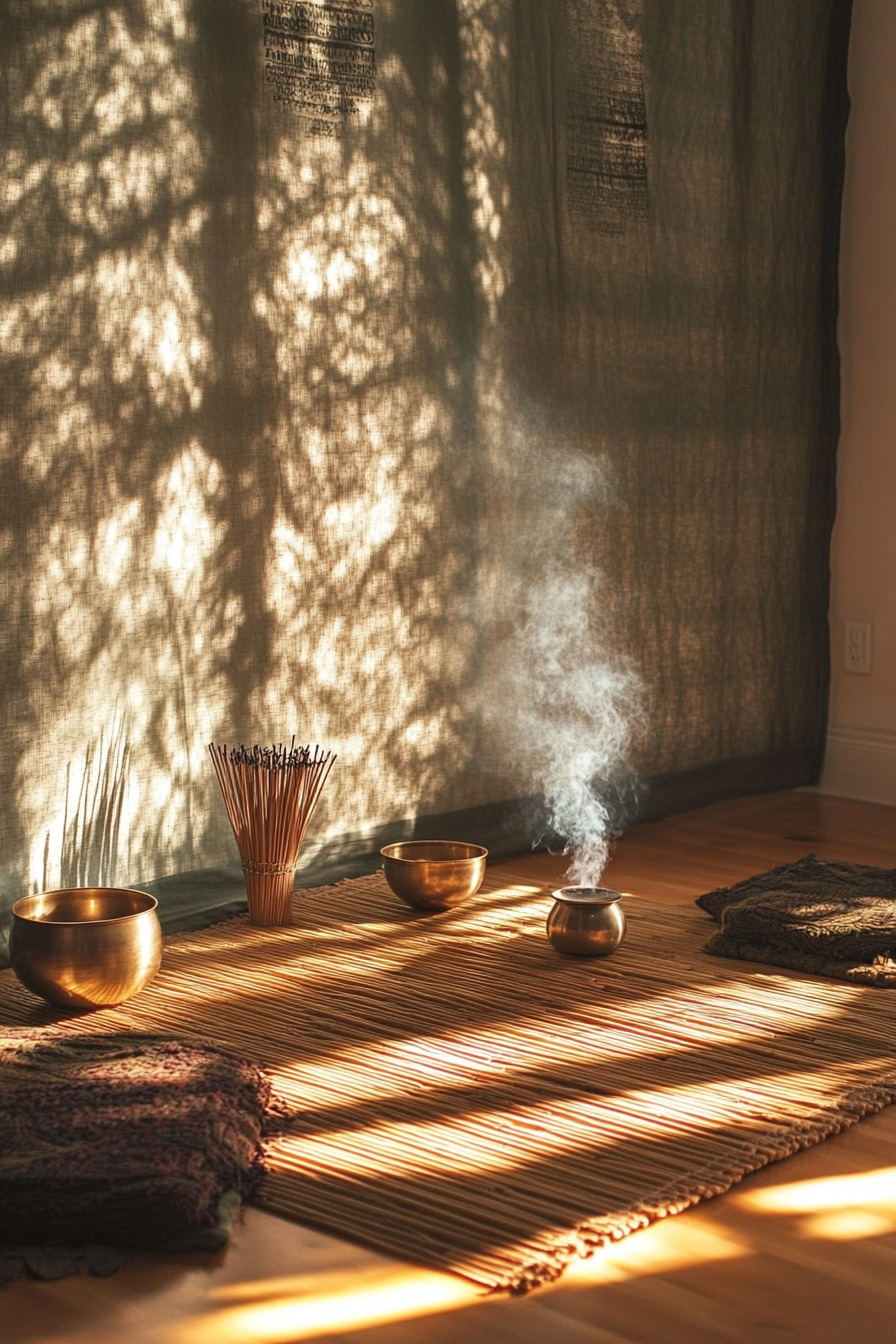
[2,791,895,1344]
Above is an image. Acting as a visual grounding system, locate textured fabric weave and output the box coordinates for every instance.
[697,855,896,986]
[566,0,648,230]
[0,2,851,917]
[0,1034,269,1247]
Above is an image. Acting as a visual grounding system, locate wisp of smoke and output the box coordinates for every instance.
[491,443,644,887]
[511,564,643,885]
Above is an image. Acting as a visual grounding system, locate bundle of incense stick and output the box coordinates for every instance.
[209,741,336,926]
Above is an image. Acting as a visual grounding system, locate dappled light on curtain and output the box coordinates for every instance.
[1,2,235,896]
[254,26,484,841]
[0,0,848,911]
[1,0,501,903]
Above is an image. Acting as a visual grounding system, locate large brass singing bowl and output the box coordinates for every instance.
[546,886,626,957]
[381,841,488,911]
[9,887,163,1009]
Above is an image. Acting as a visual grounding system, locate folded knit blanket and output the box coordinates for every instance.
[0,1033,270,1280]
[696,854,896,987]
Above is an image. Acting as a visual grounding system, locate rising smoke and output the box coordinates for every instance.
[486,439,644,887]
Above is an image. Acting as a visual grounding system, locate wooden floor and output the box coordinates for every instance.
[3,790,896,1344]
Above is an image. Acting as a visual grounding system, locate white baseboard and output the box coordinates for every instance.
[815,725,896,806]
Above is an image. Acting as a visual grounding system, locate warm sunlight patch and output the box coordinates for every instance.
[736,1166,896,1213]
[800,1209,896,1240]
[561,1214,750,1287]
[736,1166,896,1240]
[168,1265,477,1344]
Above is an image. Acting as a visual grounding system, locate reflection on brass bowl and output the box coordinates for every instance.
[546,887,626,957]
[9,887,163,1009]
[381,841,488,911]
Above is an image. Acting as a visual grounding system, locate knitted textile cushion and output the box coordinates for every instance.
[696,854,896,987]
[0,1034,270,1250]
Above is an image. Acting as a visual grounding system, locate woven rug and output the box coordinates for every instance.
[1,869,895,1292]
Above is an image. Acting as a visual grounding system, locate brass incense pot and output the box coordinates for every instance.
[546,886,626,956]
[9,887,163,1009]
[381,840,488,910]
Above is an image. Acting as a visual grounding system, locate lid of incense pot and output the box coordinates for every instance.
[551,886,624,904]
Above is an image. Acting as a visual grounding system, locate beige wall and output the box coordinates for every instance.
[818,0,896,803]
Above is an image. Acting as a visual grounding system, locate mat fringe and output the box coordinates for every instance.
[494,1071,896,1292]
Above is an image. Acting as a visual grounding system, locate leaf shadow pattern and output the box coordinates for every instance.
[0,0,514,930]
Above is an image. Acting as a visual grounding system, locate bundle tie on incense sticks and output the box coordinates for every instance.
[209,741,336,926]
[241,860,298,877]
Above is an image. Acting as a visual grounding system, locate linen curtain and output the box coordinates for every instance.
[0,1,851,934]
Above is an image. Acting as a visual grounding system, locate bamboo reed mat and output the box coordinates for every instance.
[2,870,895,1292]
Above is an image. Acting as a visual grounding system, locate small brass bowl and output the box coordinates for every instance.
[546,886,626,957]
[9,887,163,1009]
[381,841,488,911]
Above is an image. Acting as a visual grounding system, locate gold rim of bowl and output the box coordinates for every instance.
[380,841,488,865]
[12,888,159,924]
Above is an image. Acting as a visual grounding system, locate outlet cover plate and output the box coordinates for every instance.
[844,621,873,675]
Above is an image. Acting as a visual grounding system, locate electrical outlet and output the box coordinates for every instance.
[844,621,873,675]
